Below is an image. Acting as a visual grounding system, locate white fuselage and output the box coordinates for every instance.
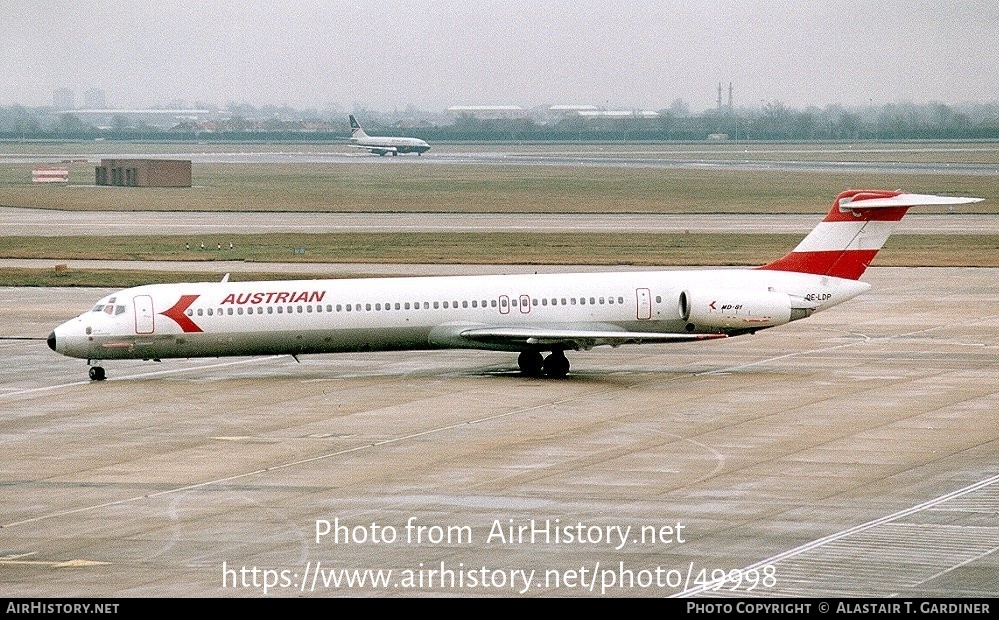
[349,134,430,155]
[49,268,868,362]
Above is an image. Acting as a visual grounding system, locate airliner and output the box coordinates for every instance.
[347,115,430,156]
[48,190,981,381]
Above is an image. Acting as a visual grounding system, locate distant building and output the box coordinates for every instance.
[547,105,599,122]
[95,159,191,187]
[577,110,659,119]
[547,105,659,123]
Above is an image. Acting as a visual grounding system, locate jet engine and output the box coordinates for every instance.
[679,289,794,329]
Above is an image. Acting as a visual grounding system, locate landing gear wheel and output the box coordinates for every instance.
[88,366,106,381]
[543,351,570,378]
[518,351,544,377]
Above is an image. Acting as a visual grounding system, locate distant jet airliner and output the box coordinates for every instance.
[48,190,981,381]
[347,114,430,156]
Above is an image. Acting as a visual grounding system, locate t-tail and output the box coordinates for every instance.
[759,190,982,280]
[348,114,368,139]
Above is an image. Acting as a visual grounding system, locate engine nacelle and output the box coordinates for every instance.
[679,288,793,329]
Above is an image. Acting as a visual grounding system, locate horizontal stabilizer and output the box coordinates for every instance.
[840,193,982,211]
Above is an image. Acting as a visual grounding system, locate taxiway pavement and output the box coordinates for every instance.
[1,267,996,597]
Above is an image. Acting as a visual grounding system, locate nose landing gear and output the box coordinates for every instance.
[88,365,106,381]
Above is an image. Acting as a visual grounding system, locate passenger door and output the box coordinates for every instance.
[134,295,155,334]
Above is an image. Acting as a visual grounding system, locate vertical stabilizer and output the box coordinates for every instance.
[759,190,982,279]
[349,115,368,139]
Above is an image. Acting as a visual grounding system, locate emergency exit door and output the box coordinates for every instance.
[636,288,652,320]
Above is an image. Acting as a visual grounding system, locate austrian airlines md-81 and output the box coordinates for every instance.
[48,190,980,381]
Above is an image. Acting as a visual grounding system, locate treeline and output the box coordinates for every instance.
[2,101,998,142]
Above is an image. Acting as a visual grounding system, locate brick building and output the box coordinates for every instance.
[95,159,191,187]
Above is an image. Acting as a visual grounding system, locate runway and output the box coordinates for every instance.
[3,206,998,236]
[3,144,997,175]
[2,267,996,597]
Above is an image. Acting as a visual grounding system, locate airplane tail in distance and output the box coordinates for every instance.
[759,190,982,280]
[348,115,368,139]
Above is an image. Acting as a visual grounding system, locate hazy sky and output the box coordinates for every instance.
[2,0,997,112]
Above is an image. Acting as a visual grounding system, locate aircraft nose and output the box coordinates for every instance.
[47,331,57,351]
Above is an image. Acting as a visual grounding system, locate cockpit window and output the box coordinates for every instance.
[92,302,127,315]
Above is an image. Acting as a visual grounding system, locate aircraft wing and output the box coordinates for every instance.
[458,326,726,351]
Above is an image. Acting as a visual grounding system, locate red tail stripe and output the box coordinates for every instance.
[761,250,878,280]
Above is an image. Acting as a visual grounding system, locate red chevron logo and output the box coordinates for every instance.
[159,295,203,333]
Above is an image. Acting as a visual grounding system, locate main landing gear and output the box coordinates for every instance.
[88,365,106,381]
[517,350,570,378]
